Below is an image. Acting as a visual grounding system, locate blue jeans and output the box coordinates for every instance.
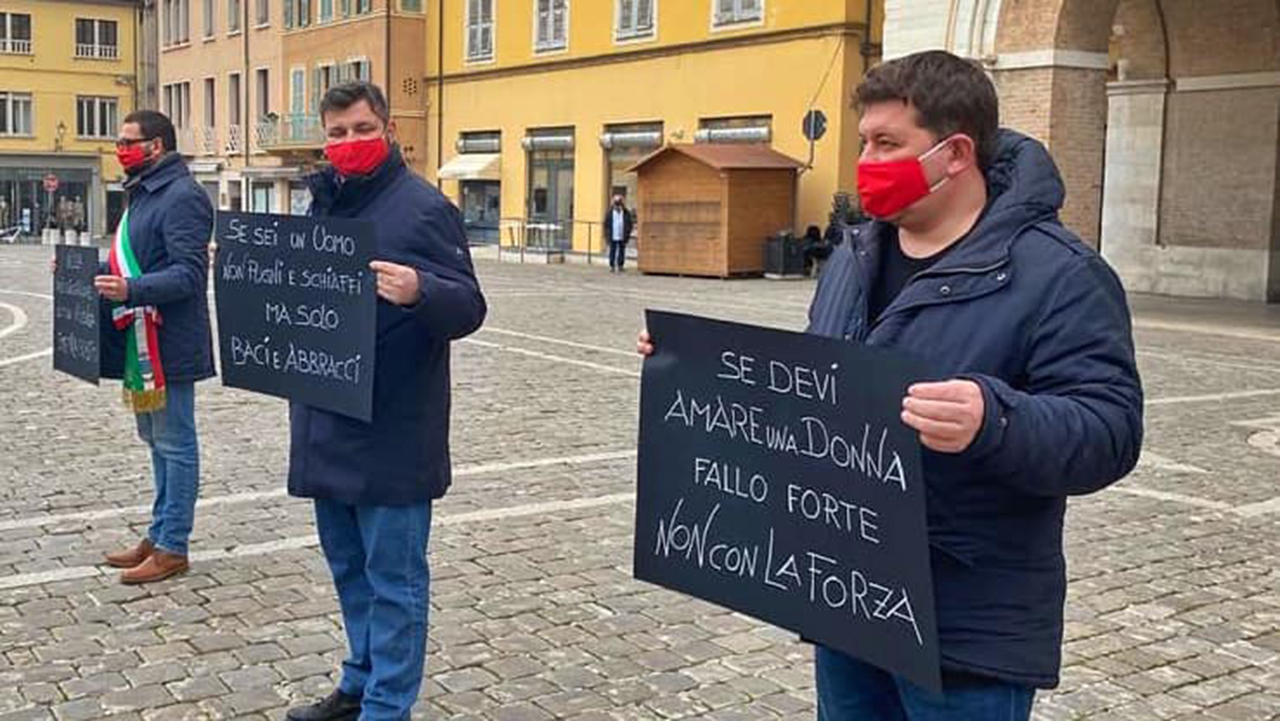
[135,381,199,556]
[609,241,628,269]
[315,500,433,721]
[815,646,1035,721]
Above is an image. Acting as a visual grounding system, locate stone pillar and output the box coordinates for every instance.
[1100,79,1168,292]
[990,51,1110,246]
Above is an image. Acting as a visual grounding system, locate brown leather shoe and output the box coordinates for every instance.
[120,550,188,584]
[104,538,154,569]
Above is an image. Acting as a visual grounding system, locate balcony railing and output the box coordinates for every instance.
[225,125,244,154]
[196,126,219,156]
[254,114,325,151]
[0,39,32,54]
[75,43,119,59]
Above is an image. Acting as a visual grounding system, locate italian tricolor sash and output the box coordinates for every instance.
[109,207,167,413]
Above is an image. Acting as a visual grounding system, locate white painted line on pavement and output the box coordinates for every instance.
[0,347,51,368]
[0,449,639,533]
[0,301,29,340]
[479,327,638,358]
[1107,486,1234,512]
[1136,451,1207,474]
[461,338,641,377]
[0,289,53,301]
[1134,320,1280,344]
[1147,388,1280,406]
[1235,496,1280,518]
[0,488,638,591]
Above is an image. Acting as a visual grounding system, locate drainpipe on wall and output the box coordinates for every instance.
[385,0,393,113]
[436,0,445,173]
[243,0,251,169]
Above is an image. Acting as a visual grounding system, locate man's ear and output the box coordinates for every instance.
[947,134,979,174]
[386,119,399,145]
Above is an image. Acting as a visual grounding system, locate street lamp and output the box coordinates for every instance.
[54,121,67,152]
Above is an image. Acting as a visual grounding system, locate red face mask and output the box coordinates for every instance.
[116,142,153,173]
[856,139,952,219]
[325,136,390,177]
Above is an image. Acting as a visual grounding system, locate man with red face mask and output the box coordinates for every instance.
[283,82,486,721]
[638,51,1143,719]
[92,110,215,585]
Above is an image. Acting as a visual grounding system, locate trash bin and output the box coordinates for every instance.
[765,231,805,277]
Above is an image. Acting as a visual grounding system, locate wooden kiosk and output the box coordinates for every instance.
[630,144,803,278]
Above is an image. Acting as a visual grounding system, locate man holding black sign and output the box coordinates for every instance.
[639,51,1143,718]
[284,82,486,721]
[87,110,215,585]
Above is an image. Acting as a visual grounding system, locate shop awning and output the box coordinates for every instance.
[438,153,501,181]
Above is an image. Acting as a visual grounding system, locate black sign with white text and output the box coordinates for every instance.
[52,244,101,384]
[634,311,941,692]
[214,212,377,422]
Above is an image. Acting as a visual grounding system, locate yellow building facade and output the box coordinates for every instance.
[0,0,140,239]
[425,0,883,254]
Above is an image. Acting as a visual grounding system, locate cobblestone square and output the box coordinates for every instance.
[1,246,1278,720]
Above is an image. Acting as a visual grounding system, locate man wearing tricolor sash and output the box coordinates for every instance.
[96,110,216,584]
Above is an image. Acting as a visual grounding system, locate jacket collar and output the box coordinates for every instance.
[854,129,1065,276]
[306,144,407,216]
[125,153,188,195]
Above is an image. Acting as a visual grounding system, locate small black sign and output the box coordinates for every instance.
[214,212,377,422]
[803,109,828,142]
[52,245,101,384]
[634,311,941,693]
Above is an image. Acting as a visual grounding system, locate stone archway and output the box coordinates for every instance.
[988,0,1280,301]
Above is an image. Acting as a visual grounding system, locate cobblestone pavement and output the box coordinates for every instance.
[1,245,1277,720]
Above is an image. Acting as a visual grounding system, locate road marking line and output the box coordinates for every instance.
[479,327,637,358]
[0,490,638,591]
[0,301,28,340]
[0,347,51,368]
[0,450,639,533]
[1147,388,1280,406]
[1107,486,1234,512]
[1134,320,1280,344]
[1136,451,1207,474]
[461,338,641,377]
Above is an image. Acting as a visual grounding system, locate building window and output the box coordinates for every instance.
[616,0,653,40]
[77,97,119,139]
[75,19,119,59]
[256,0,270,25]
[229,72,242,126]
[466,0,494,61]
[357,0,372,13]
[712,0,761,27]
[311,64,334,111]
[290,68,306,114]
[1,13,33,54]
[0,92,34,136]
[163,82,192,127]
[284,0,310,28]
[203,0,215,37]
[401,0,424,11]
[229,0,242,33]
[255,68,270,118]
[340,59,370,83]
[163,0,192,45]
[535,0,568,52]
[319,0,333,23]
[251,182,274,212]
[203,77,216,127]
[696,115,772,143]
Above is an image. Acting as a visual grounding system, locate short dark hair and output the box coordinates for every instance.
[320,81,390,124]
[123,110,177,152]
[855,50,999,169]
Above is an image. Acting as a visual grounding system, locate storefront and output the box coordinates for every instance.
[0,156,102,239]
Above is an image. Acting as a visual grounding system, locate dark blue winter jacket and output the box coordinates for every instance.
[807,130,1144,688]
[287,147,487,506]
[101,153,216,384]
